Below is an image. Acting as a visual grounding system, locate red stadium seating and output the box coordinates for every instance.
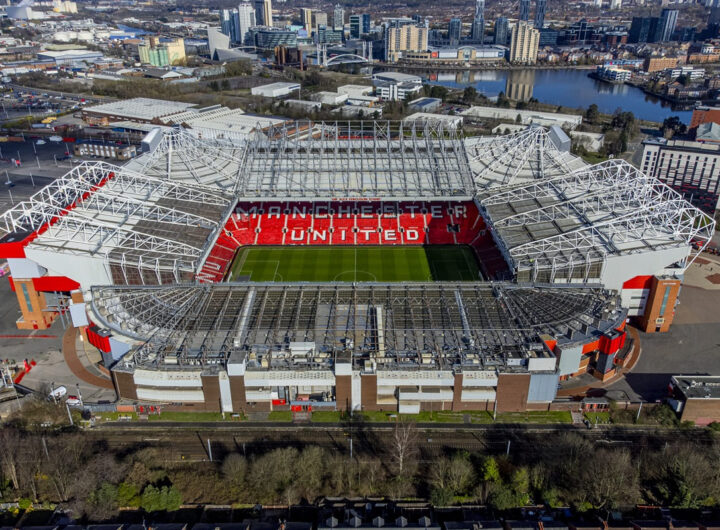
[197,200,504,283]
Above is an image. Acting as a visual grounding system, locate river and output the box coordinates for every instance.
[424,68,693,123]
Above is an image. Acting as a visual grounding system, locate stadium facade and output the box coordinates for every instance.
[0,122,713,414]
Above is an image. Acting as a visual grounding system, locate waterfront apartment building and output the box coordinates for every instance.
[509,21,539,64]
[644,56,679,73]
[138,37,185,67]
[385,23,429,62]
[641,138,720,212]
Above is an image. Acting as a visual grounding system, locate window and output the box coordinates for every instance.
[20,283,33,313]
[659,285,672,316]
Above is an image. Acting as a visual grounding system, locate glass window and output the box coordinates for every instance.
[659,285,672,316]
[20,283,33,313]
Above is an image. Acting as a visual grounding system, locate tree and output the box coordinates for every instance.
[221,79,231,91]
[140,484,182,513]
[661,116,687,139]
[221,453,247,486]
[390,419,418,477]
[585,103,600,124]
[462,86,478,105]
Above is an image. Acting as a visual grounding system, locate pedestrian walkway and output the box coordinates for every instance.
[62,327,114,390]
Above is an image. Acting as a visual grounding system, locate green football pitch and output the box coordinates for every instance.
[226,245,482,282]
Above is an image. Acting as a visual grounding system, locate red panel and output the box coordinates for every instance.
[272,399,286,405]
[87,325,111,352]
[8,276,14,291]
[32,276,80,292]
[543,339,557,352]
[0,240,27,258]
[581,339,600,354]
[622,275,653,290]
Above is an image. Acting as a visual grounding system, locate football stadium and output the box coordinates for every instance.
[0,121,714,414]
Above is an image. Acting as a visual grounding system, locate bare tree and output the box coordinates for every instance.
[390,419,418,477]
[0,427,21,491]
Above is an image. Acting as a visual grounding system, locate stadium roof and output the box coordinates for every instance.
[128,128,245,191]
[235,121,476,200]
[467,127,586,189]
[90,282,625,371]
[0,161,233,285]
[478,159,715,283]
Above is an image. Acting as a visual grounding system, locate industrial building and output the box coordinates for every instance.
[0,122,712,414]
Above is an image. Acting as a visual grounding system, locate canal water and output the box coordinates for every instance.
[424,68,694,123]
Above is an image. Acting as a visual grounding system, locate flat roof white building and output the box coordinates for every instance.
[403,112,463,130]
[251,82,301,98]
[83,98,197,123]
[312,91,349,105]
[461,105,582,129]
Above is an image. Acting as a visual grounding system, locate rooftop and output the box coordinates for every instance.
[84,97,196,121]
[478,159,715,282]
[0,161,233,286]
[672,375,720,399]
[91,282,625,371]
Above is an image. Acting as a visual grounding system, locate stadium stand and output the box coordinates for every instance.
[204,200,492,281]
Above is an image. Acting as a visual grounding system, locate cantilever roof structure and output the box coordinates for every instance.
[128,128,245,191]
[478,159,715,283]
[0,161,234,285]
[236,121,476,200]
[90,282,625,370]
[467,127,586,189]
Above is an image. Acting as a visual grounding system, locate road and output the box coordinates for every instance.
[5,82,114,104]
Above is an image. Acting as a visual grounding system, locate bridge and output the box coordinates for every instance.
[316,41,373,67]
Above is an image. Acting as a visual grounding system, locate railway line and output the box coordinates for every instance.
[81,422,713,463]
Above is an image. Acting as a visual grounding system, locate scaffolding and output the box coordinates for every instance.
[0,161,234,286]
[478,159,716,282]
[90,282,625,371]
[467,127,586,189]
[238,120,475,200]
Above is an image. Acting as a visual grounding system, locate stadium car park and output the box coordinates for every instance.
[0,121,713,416]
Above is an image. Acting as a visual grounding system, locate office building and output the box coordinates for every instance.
[333,4,344,30]
[534,0,546,29]
[641,138,720,212]
[313,11,328,32]
[138,37,186,67]
[661,9,678,42]
[301,7,313,32]
[494,17,509,45]
[509,21,539,64]
[472,0,485,43]
[610,0,622,8]
[384,22,428,62]
[448,18,462,45]
[519,0,530,22]
[254,0,272,26]
[238,3,256,42]
[317,25,343,44]
[248,27,297,49]
[349,14,370,38]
